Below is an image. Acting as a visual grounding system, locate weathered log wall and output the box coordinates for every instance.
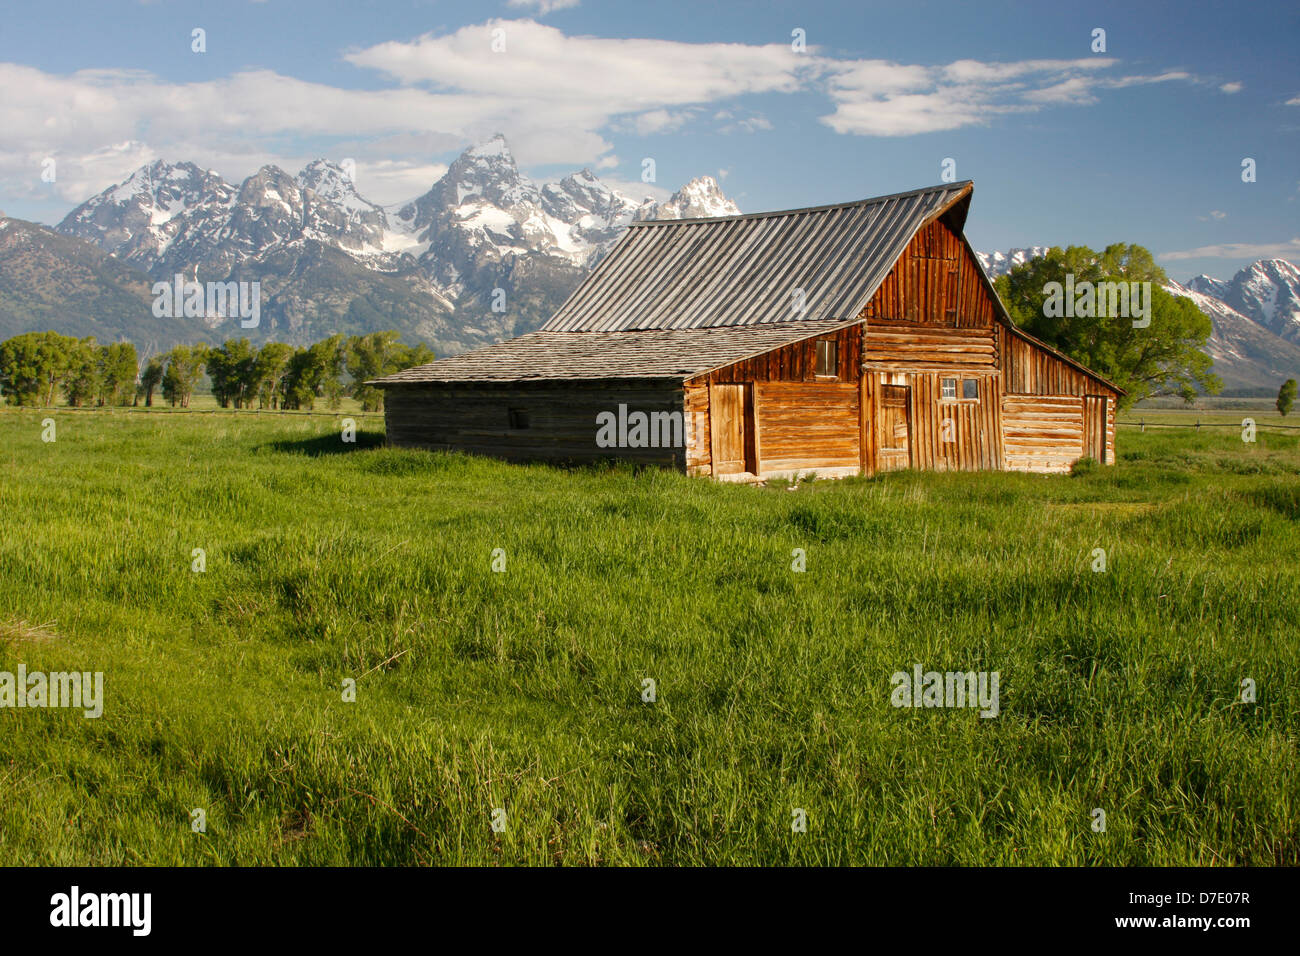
[383,380,687,466]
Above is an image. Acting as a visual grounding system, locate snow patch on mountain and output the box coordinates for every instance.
[53,135,741,352]
[1187,259,1300,343]
[975,246,1050,278]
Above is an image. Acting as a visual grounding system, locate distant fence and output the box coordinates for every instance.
[1118,419,1300,431]
[3,405,384,419]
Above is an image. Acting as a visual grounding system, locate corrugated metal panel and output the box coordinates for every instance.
[370,321,854,384]
[543,182,972,332]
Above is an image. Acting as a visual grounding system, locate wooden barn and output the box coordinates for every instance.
[372,182,1123,479]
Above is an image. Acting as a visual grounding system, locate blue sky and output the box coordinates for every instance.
[1,0,1297,281]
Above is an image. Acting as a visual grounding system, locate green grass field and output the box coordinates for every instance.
[1,406,1298,865]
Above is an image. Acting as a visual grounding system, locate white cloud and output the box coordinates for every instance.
[1288,94,1300,106]
[1220,81,1243,94]
[0,19,1215,212]
[1161,238,1300,261]
[1196,210,1228,221]
[345,20,807,105]
[506,0,580,14]
[628,109,697,136]
[816,57,1185,136]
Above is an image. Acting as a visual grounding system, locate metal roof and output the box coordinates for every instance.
[370,320,855,385]
[542,182,972,332]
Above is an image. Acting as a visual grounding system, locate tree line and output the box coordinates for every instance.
[0,331,433,411]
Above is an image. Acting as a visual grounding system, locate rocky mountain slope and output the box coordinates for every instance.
[53,135,739,354]
[0,216,208,352]
[1187,259,1300,344]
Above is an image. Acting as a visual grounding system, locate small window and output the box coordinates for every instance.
[815,339,838,377]
[508,408,530,429]
[962,378,979,400]
[941,377,958,400]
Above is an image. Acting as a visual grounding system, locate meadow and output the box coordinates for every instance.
[1,405,1297,865]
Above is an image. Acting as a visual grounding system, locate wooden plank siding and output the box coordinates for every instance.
[856,218,1003,473]
[863,370,1002,472]
[383,381,687,466]
[998,326,1098,396]
[1001,395,1086,473]
[862,324,996,370]
[685,324,861,478]
[684,382,711,476]
[861,220,996,330]
[754,381,859,474]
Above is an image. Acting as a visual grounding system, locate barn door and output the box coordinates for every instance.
[1084,395,1108,463]
[710,383,756,476]
[877,384,912,471]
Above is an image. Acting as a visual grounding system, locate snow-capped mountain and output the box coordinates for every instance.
[1188,259,1300,343]
[1164,279,1300,393]
[975,246,1050,279]
[634,175,738,221]
[55,135,739,353]
[973,245,1300,393]
[58,160,239,275]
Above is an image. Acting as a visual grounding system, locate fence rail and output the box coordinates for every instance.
[1118,419,1300,431]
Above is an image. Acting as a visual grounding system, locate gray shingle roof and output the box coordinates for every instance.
[542,182,972,332]
[370,321,854,384]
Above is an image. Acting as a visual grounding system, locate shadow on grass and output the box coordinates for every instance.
[264,430,386,457]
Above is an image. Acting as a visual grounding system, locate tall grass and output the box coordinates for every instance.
[1,407,1297,865]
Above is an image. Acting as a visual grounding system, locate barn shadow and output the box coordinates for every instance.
[264,430,386,457]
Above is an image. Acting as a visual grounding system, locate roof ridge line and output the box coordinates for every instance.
[628,181,974,228]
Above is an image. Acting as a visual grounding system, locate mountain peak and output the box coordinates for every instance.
[296,160,369,206]
[974,245,1050,279]
[459,134,516,165]
[643,176,740,221]
[457,134,517,167]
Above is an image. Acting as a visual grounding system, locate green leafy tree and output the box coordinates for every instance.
[994,244,1221,407]
[206,338,258,408]
[98,341,139,406]
[313,334,348,410]
[282,334,346,411]
[253,342,295,409]
[138,356,164,407]
[0,331,79,405]
[161,344,206,408]
[63,337,103,407]
[1279,378,1298,417]
[346,332,433,412]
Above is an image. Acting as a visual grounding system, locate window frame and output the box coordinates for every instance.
[939,377,981,403]
[814,338,838,379]
[507,408,530,430]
